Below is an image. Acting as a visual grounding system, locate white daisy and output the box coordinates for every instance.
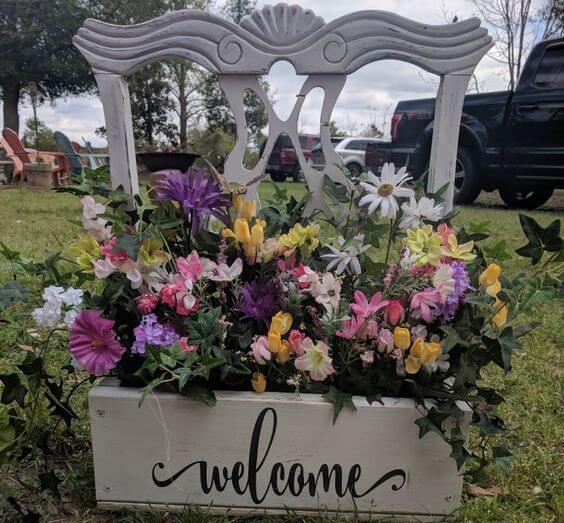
[321,234,369,275]
[399,196,444,229]
[359,163,414,219]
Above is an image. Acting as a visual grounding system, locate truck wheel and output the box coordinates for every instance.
[346,163,362,180]
[453,147,481,205]
[270,172,287,182]
[499,186,553,210]
[292,164,305,182]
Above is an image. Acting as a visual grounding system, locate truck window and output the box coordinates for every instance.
[347,140,368,151]
[534,45,564,89]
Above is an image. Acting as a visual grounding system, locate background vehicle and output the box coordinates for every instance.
[365,37,564,209]
[261,134,319,182]
[310,137,383,178]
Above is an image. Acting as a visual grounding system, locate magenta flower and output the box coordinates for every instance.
[411,288,441,321]
[350,290,389,319]
[69,310,126,376]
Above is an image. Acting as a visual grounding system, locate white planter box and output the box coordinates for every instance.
[89,379,471,520]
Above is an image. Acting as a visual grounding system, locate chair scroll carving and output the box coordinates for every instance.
[74,3,492,213]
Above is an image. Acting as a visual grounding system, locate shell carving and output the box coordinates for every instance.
[239,3,325,46]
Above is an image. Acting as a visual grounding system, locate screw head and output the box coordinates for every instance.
[103,484,112,492]
[95,409,105,418]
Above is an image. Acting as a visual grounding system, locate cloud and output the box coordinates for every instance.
[3,0,537,146]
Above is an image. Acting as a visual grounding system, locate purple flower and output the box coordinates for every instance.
[132,313,181,355]
[433,262,470,322]
[238,281,279,327]
[154,168,230,233]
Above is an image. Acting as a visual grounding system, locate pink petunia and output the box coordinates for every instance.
[69,310,126,376]
[350,290,389,319]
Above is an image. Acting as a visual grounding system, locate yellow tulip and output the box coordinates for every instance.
[486,279,501,297]
[393,327,411,351]
[420,342,441,364]
[270,312,293,336]
[221,227,235,239]
[405,355,422,374]
[251,223,264,247]
[267,330,282,353]
[234,218,251,243]
[243,200,257,220]
[410,337,425,358]
[492,300,508,328]
[479,263,501,288]
[243,242,256,261]
[251,372,267,393]
[277,341,290,364]
[232,193,244,214]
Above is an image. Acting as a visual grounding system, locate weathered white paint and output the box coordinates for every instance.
[73,3,492,214]
[90,379,471,519]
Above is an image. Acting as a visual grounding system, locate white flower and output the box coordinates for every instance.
[399,248,419,270]
[427,352,450,373]
[359,163,414,219]
[321,234,369,275]
[400,196,443,229]
[32,307,61,328]
[432,264,456,300]
[294,339,335,381]
[63,309,79,327]
[202,258,243,282]
[42,286,65,304]
[81,196,112,241]
[61,288,83,307]
[81,196,105,219]
[310,273,342,313]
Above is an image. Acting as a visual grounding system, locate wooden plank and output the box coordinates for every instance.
[90,379,470,519]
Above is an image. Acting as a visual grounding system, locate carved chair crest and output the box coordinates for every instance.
[74,3,492,214]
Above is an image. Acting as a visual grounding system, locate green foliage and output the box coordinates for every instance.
[21,118,57,150]
[515,214,563,265]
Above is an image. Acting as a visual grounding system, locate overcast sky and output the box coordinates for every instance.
[9,0,545,146]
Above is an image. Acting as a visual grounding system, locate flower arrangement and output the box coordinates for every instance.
[0,163,561,475]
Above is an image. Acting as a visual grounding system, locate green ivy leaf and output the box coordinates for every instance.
[0,281,28,310]
[138,376,165,407]
[38,470,62,499]
[112,234,139,261]
[182,384,216,407]
[516,214,563,265]
[323,386,357,424]
[492,444,513,474]
[0,374,28,408]
[482,240,512,263]
[185,307,223,349]
[414,407,451,439]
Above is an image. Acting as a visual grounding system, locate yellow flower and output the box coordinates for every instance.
[479,263,501,288]
[242,200,257,220]
[267,330,282,353]
[393,327,411,351]
[69,236,102,272]
[440,234,476,261]
[410,337,425,358]
[492,299,508,328]
[277,341,290,364]
[251,372,267,393]
[232,193,244,214]
[420,342,441,364]
[251,222,264,247]
[485,279,501,297]
[278,223,320,257]
[234,218,252,243]
[405,225,442,266]
[405,355,422,374]
[270,312,293,336]
[140,238,168,267]
[243,242,256,261]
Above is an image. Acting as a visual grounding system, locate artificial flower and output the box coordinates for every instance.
[360,350,374,365]
[440,234,476,261]
[288,330,306,355]
[492,299,508,328]
[267,330,282,353]
[321,234,369,275]
[277,341,290,364]
[336,316,364,340]
[377,328,394,353]
[278,223,320,258]
[69,310,125,376]
[238,281,280,327]
[131,314,181,355]
[392,327,411,351]
[350,290,388,319]
[420,342,441,364]
[432,264,456,301]
[251,336,271,365]
[385,300,405,325]
[359,163,414,218]
[136,293,158,314]
[80,196,111,241]
[405,225,442,266]
[202,258,243,282]
[485,279,501,297]
[405,355,421,374]
[242,199,257,220]
[400,196,443,229]
[411,288,440,321]
[251,372,267,393]
[140,239,168,267]
[69,236,102,272]
[177,250,203,282]
[437,222,456,245]
[154,168,229,233]
[294,339,335,381]
[479,263,501,287]
[270,312,293,336]
[310,273,342,314]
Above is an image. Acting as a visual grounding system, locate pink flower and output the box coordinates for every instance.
[295,264,318,289]
[377,328,394,353]
[411,288,441,321]
[102,237,128,265]
[288,330,307,355]
[350,290,389,319]
[251,336,271,365]
[69,310,125,376]
[277,254,297,272]
[160,276,198,316]
[294,339,335,381]
[336,316,364,340]
[360,350,374,365]
[179,337,198,354]
[177,250,203,282]
[136,293,158,314]
[385,300,405,325]
[358,319,379,339]
[437,223,455,246]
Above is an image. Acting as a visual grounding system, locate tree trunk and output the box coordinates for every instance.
[179,93,187,150]
[2,83,20,133]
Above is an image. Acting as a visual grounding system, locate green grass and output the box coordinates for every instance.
[0,182,562,522]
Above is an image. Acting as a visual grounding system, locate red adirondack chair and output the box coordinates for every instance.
[0,128,69,186]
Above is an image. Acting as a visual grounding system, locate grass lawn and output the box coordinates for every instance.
[0,181,562,522]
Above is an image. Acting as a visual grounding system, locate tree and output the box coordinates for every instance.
[223,0,256,22]
[328,121,347,137]
[0,0,95,133]
[470,0,535,90]
[538,0,564,39]
[22,118,57,151]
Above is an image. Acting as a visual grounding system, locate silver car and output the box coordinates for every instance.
[309,137,384,178]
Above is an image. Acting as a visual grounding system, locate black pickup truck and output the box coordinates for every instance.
[365,37,564,209]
